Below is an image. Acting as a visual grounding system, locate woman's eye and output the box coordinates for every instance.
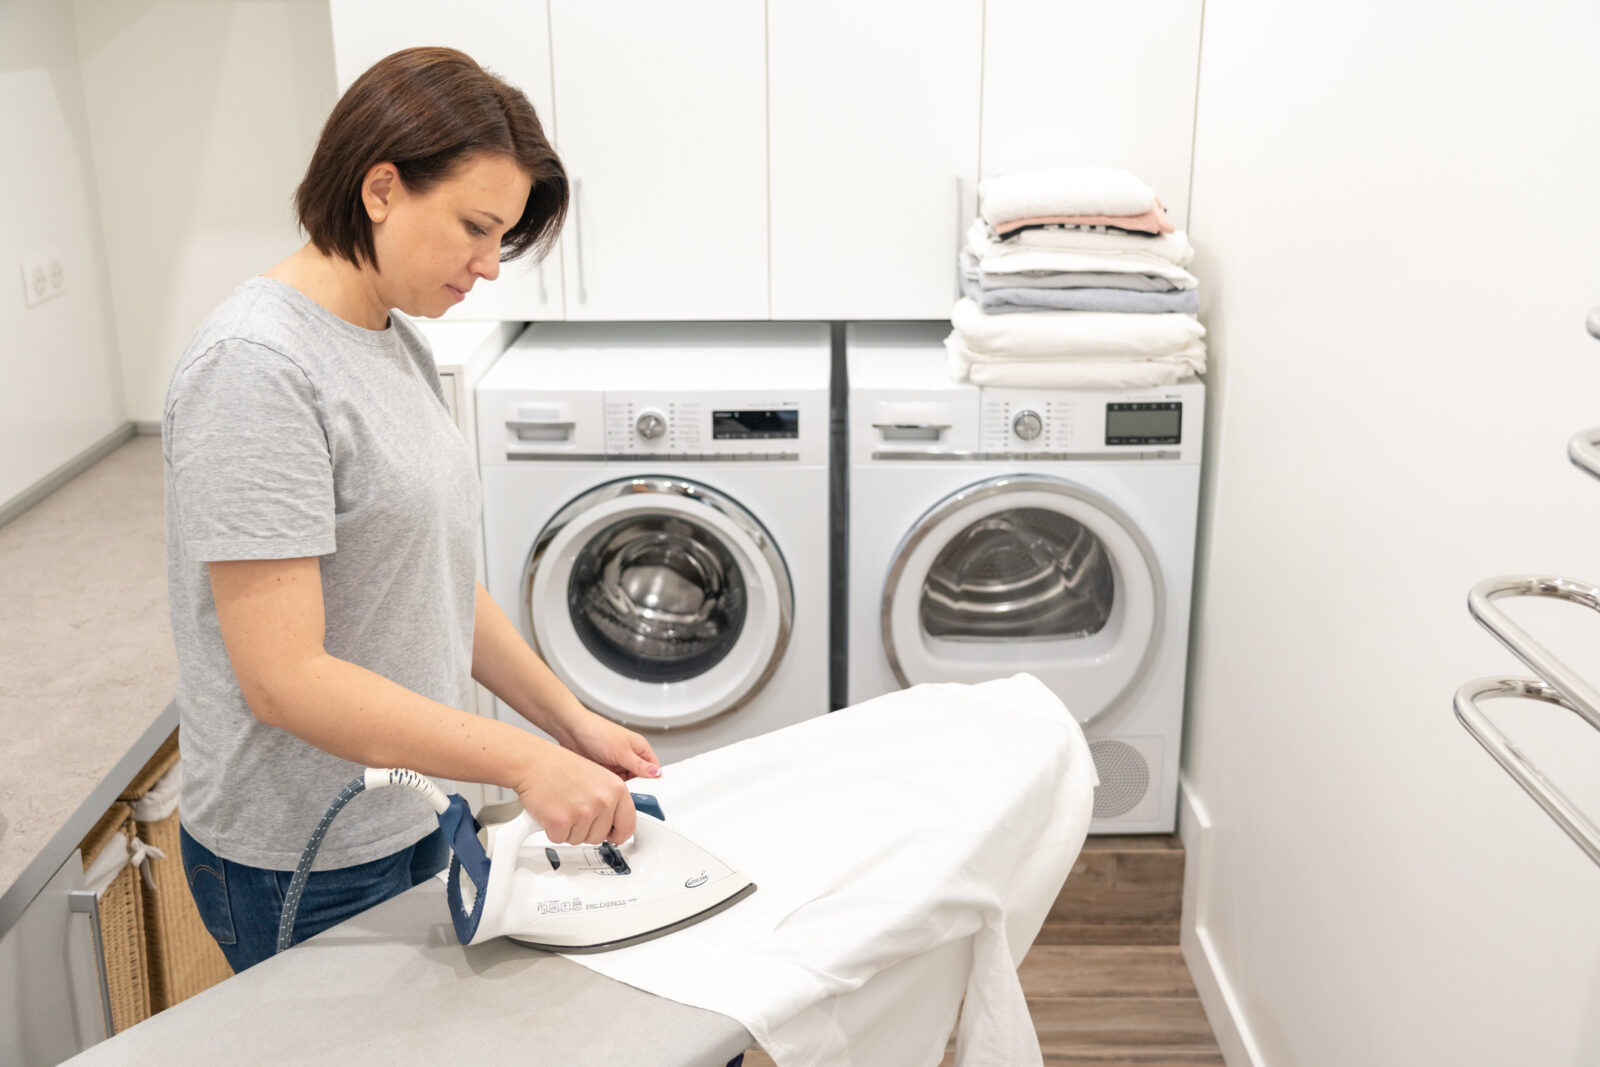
[467,222,488,237]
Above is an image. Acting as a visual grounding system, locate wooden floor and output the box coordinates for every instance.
[742,834,1223,1066]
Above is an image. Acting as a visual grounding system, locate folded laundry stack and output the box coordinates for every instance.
[949,166,1206,389]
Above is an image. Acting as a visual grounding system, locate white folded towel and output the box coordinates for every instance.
[951,297,1206,361]
[947,336,1205,389]
[976,219,1195,268]
[961,251,1182,293]
[967,221,1198,288]
[979,167,1155,227]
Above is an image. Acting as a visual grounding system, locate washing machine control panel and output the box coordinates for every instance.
[603,393,819,462]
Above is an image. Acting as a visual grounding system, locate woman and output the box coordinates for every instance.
[162,46,659,973]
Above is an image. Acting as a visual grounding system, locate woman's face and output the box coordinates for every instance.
[366,152,533,318]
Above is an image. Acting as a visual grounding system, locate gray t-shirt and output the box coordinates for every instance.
[163,276,481,870]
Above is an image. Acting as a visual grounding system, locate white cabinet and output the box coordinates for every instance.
[327,0,566,320]
[980,0,1204,230]
[548,0,768,321]
[0,853,105,1065]
[768,0,982,320]
[326,1,1206,320]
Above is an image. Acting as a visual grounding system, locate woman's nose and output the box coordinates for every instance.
[472,248,502,282]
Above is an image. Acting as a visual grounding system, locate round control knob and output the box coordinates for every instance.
[635,410,667,440]
[1012,409,1044,441]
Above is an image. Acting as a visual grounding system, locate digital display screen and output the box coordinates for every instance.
[713,409,800,440]
[1106,402,1182,445]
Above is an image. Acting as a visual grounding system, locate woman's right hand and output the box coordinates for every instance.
[513,742,637,846]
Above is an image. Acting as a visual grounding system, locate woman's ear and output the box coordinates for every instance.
[362,162,399,223]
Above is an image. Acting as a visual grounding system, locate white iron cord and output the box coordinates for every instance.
[276,768,451,954]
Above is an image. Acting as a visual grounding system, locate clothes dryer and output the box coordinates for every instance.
[847,323,1202,832]
[477,323,830,765]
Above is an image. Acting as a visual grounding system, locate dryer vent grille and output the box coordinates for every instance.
[1090,739,1150,819]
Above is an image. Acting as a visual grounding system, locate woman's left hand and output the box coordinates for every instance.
[559,708,662,782]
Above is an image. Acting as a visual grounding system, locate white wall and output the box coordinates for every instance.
[1183,3,1600,1064]
[0,0,125,505]
[71,0,336,425]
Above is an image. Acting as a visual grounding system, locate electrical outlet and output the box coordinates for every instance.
[21,260,46,307]
[19,252,64,307]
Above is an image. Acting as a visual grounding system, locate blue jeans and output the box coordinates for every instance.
[179,823,449,973]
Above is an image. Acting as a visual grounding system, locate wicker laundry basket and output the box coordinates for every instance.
[78,801,152,1035]
[120,731,234,1011]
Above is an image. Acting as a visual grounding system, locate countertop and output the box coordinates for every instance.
[0,436,177,926]
[63,878,753,1065]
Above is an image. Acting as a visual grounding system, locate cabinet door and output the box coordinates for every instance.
[0,853,104,1065]
[980,0,1203,230]
[549,0,767,320]
[327,0,566,320]
[769,0,982,320]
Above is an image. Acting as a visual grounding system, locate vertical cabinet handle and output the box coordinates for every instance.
[573,177,588,305]
[68,889,114,1041]
[953,175,965,298]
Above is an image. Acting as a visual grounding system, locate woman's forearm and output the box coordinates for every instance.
[251,649,548,793]
[470,583,592,743]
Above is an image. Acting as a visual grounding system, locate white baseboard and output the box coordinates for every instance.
[1178,777,1267,1067]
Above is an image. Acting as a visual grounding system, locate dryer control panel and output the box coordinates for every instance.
[976,384,1202,463]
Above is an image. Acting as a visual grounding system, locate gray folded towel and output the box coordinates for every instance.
[961,274,1198,315]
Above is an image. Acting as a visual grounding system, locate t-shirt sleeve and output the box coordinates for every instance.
[165,340,337,562]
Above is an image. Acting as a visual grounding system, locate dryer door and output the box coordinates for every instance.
[524,477,794,728]
[882,474,1162,724]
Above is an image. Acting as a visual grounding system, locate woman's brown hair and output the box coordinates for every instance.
[296,47,566,270]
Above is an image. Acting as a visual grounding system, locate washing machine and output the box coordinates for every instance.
[846,322,1203,833]
[476,322,831,766]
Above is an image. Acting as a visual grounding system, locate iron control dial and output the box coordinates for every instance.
[1012,409,1044,442]
[635,409,667,441]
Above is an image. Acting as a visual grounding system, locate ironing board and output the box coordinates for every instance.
[61,878,753,1066]
[67,674,1091,1066]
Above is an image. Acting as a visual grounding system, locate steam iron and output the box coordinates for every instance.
[448,793,757,952]
[276,768,755,956]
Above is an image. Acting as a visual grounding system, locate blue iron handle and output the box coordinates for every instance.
[442,794,491,945]
[631,793,665,821]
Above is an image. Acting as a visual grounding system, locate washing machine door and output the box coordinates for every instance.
[882,474,1163,724]
[524,477,794,729]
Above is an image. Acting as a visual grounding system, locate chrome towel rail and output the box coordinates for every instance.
[1453,678,1600,868]
[1466,576,1600,733]
[1568,427,1600,482]
[1454,308,1600,869]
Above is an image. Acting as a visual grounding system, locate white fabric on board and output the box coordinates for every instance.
[564,674,1097,1067]
[978,166,1155,226]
